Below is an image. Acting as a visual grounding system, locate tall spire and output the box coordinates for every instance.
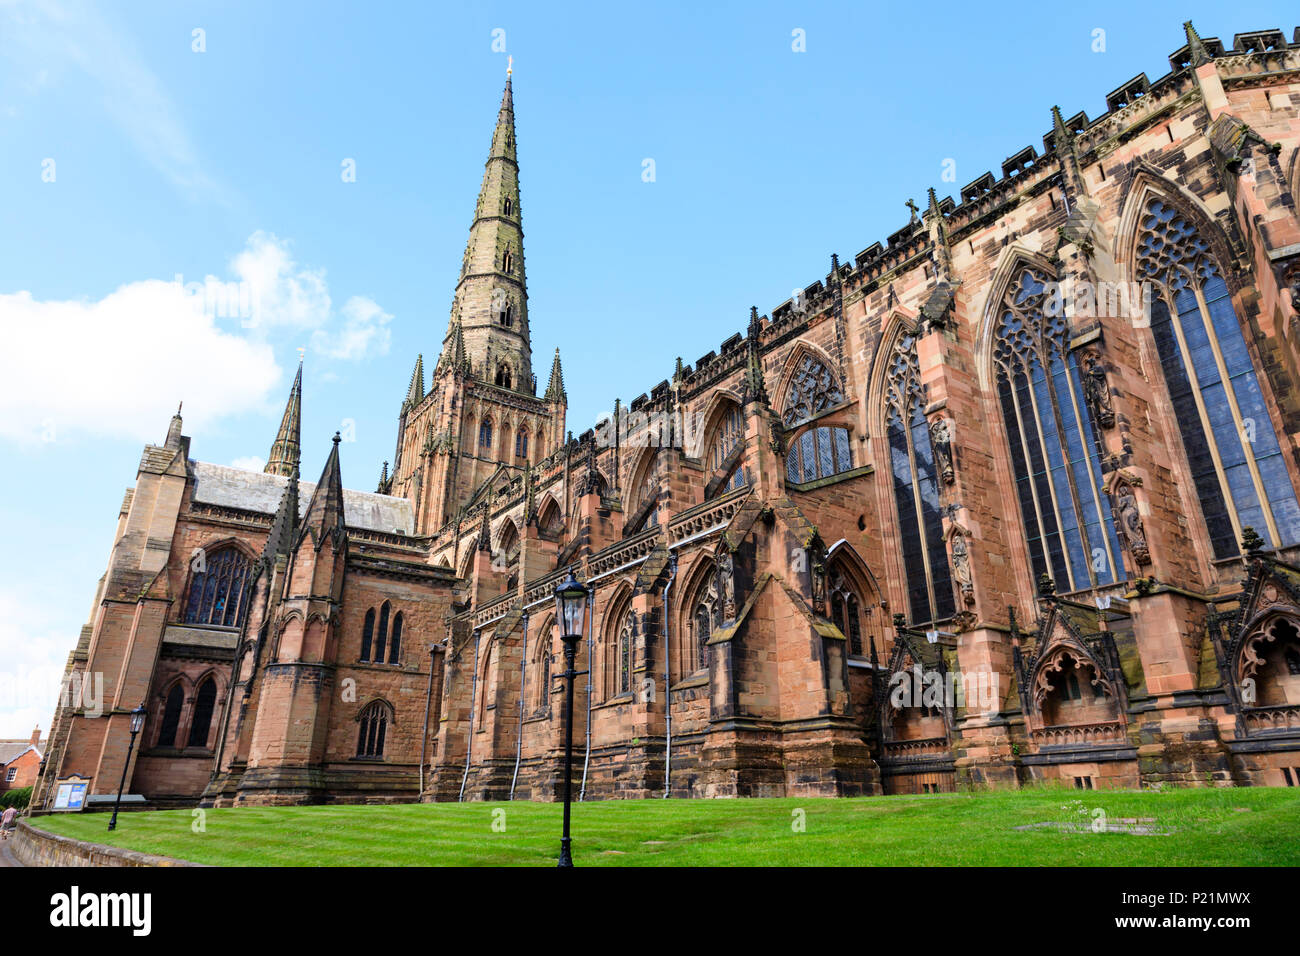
[544,347,566,402]
[742,307,769,406]
[441,73,533,392]
[265,360,303,478]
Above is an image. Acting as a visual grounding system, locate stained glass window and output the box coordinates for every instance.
[884,333,955,625]
[786,425,853,483]
[993,265,1123,590]
[782,354,845,427]
[1136,197,1300,556]
[184,547,251,628]
[357,701,389,757]
[186,678,217,748]
[709,405,748,496]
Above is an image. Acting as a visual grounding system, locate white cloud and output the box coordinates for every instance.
[0,281,280,445]
[311,295,393,360]
[230,456,267,472]
[0,232,394,445]
[229,231,331,331]
[0,587,74,739]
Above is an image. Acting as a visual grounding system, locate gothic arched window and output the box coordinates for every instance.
[691,572,722,675]
[516,429,529,459]
[606,608,634,698]
[158,684,184,749]
[993,265,1123,590]
[782,354,845,427]
[502,250,514,274]
[389,611,402,664]
[356,701,389,758]
[479,419,493,450]
[496,364,513,388]
[828,568,864,657]
[361,608,375,661]
[186,677,217,748]
[530,619,553,716]
[374,602,391,663]
[503,197,513,217]
[884,333,955,625]
[786,425,853,483]
[184,547,251,628]
[709,404,747,496]
[1136,197,1300,556]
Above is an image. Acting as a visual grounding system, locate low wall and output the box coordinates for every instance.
[9,820,203,867]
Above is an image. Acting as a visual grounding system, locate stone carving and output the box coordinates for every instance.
[1113,479,1151,566]
[718,551,737,621]
[930,417,955,484]
[811,558,827,615]
[1081,352,1115,428]
[949,529,975,606]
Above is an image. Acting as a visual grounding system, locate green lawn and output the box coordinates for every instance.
[31,786,1300,866]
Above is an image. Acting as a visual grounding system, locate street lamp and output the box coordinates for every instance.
[107,705,147,832]
[553,568,590,868]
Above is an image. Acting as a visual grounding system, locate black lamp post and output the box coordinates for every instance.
[107,705,147,832]
[553,569,590,868]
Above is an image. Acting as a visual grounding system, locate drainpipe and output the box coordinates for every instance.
[662,553,677,797]
[458,629,482,802]
[579,585,596,801]
[420,635,448,798]
[509,612,529,799]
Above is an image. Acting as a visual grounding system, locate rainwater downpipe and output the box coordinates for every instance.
[579,584,596,801]
[458,629,482,802]
[662,553,677,797]
[420,636,449,798]
[509,611,529,800]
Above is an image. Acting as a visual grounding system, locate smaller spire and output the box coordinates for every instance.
[405,355,424,408]
[924,188,952,278]
[376,460,390,495]
[545,347,566,402]
[262,471,299,568]
[476,506,492,552]
[295,432,346,553]
[265,359,303,478]
[164,402,184,450]
[453,321,469,373]
[1184,20,1211,68]
[742,307,769,406]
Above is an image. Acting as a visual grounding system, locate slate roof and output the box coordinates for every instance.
[189,461,415,535]
[0,742,42,765]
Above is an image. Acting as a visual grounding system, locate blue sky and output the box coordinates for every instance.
[0,0,1293,735]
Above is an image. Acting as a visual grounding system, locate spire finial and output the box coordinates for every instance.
[507,54,513,76]
[1183,20,1211,68]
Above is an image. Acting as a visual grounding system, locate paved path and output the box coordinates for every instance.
[0,836,24,867]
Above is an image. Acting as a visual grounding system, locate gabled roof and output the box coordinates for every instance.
[189,460,414,535]
[0,743,41,765]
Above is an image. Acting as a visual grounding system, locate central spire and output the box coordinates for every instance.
[440,73,533,394]
[265,359,303,478]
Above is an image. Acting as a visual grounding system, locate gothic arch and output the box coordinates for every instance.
[1113,166,1242,293]
[600,582,636,700]
[864,308,921,416]
[974,245,1058,392]
[494,517,521,555]
[1117,173,1300,555]
[674,548,722,679]
[823,541,886,659]
[689,388,743,461]
[773,339,845,426]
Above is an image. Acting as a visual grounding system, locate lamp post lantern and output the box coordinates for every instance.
[553,568,590,867]
[108,705,147,832]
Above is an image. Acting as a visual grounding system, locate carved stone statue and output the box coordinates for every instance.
[811,559,827,615]
[930,418,955,484]
[718,552,737,621]
[950,530,975,606]
[1114,483,1150,566]
[1082,353,1115,428]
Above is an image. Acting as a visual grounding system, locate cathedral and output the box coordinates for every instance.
[31,22,1300,809]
